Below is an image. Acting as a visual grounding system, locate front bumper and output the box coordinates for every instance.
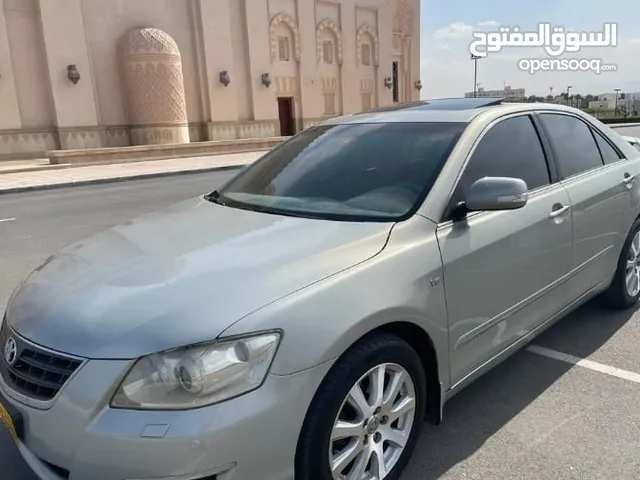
[1,357,332,480]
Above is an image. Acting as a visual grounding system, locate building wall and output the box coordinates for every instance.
[465,86,526,100]
[0,0,420,158]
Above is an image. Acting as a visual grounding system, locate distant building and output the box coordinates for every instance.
[590,92,640,112]
[592,93,618,109]
[0,0,421,160]
[465,85,526,101]
[589,100,612,109]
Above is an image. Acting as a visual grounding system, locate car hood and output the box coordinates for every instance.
[6,197,391,359]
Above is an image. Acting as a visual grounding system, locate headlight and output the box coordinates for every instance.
[110,331,281,410]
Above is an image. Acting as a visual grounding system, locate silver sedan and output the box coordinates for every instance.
[2,98,640,480]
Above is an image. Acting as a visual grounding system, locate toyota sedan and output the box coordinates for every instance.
[2,98,640,480]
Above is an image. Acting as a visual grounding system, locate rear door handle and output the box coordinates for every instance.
[549,205,570,219]
[623,173,635,186]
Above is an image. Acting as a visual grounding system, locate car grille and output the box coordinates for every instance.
[0,319,82,401]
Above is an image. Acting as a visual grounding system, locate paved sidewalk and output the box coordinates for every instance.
[0,151,263,195]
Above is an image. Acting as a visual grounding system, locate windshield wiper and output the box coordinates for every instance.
[204,190,227,205]
[205,191,339,219]
[205,192,325,219]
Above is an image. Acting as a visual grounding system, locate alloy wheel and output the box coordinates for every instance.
[329,363,416,480]
[625,231,640,297]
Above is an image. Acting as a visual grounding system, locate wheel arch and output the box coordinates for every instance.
[306,320,445,427]
[375,321,444,425]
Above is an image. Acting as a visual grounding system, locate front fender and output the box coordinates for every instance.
[220,216,450,389]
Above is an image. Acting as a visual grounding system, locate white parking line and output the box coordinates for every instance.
[0,218,15,223]
[527,345,640,384]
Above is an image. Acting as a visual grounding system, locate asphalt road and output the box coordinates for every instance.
[1,172,640,480]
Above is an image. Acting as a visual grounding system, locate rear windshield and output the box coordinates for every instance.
[213,122,467,222]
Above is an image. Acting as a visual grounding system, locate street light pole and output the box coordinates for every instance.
[614,88,621,116]
[471,54,480,97]
[566,85,572,106]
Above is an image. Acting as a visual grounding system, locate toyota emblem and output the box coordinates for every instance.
[4,337,17,366]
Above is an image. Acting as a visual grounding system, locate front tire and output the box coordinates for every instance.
[295,333,426,480]
[603,217,640,309]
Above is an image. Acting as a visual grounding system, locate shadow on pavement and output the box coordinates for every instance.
[402,300,637,479]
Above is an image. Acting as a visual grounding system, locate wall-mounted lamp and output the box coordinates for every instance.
[219,70,231,87]
[261,73,272,88]
[67,64,80,84]
[414,80,423,91]
[384,77,393,89]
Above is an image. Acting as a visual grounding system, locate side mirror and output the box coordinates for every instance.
[465,176,529,212]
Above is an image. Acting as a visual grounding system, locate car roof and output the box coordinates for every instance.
[321,97,587,125]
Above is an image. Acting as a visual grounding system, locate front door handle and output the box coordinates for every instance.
[623,173,635,187]
[549,205,570,219]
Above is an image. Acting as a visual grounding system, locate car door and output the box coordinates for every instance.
[537,113,636,302]
[436,114,573,384]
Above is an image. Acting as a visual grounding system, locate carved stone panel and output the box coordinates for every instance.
[359,78,374,94]
[119,28,189,145]
[275,75,297,95]
[321,77,338,93]
[393,0,414,35]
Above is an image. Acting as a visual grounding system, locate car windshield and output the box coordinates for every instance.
[213,121,467,222]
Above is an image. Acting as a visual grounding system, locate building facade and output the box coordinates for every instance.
[0,0,421,159]
[588,92,640,113]
[464,85,526,101]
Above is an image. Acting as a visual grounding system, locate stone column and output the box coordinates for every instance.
[38,0,101,149]
[377,2,393,108]
[411,0,420,101]
[119,28,190,145]
[198,0,239,136]
[244,0,277,122]
[0,0,21,129]
[295,0,317,123]
[340,2,359,114]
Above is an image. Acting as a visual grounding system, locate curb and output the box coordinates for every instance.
[0,163,74,175]
[0,164,247,196]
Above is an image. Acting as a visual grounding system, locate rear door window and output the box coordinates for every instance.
[539,113,604,178]
[591,129,625,164]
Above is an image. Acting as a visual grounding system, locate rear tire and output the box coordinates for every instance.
[603,218,640,309]
[295,332,426,480]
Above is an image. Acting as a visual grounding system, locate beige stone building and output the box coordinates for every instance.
[0,0,420,159]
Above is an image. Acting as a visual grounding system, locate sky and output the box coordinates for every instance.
[419,0,640,98]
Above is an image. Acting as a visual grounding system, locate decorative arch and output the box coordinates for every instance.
[356,24,379,66]
[270,13,301,62]
[316,19,343,65]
